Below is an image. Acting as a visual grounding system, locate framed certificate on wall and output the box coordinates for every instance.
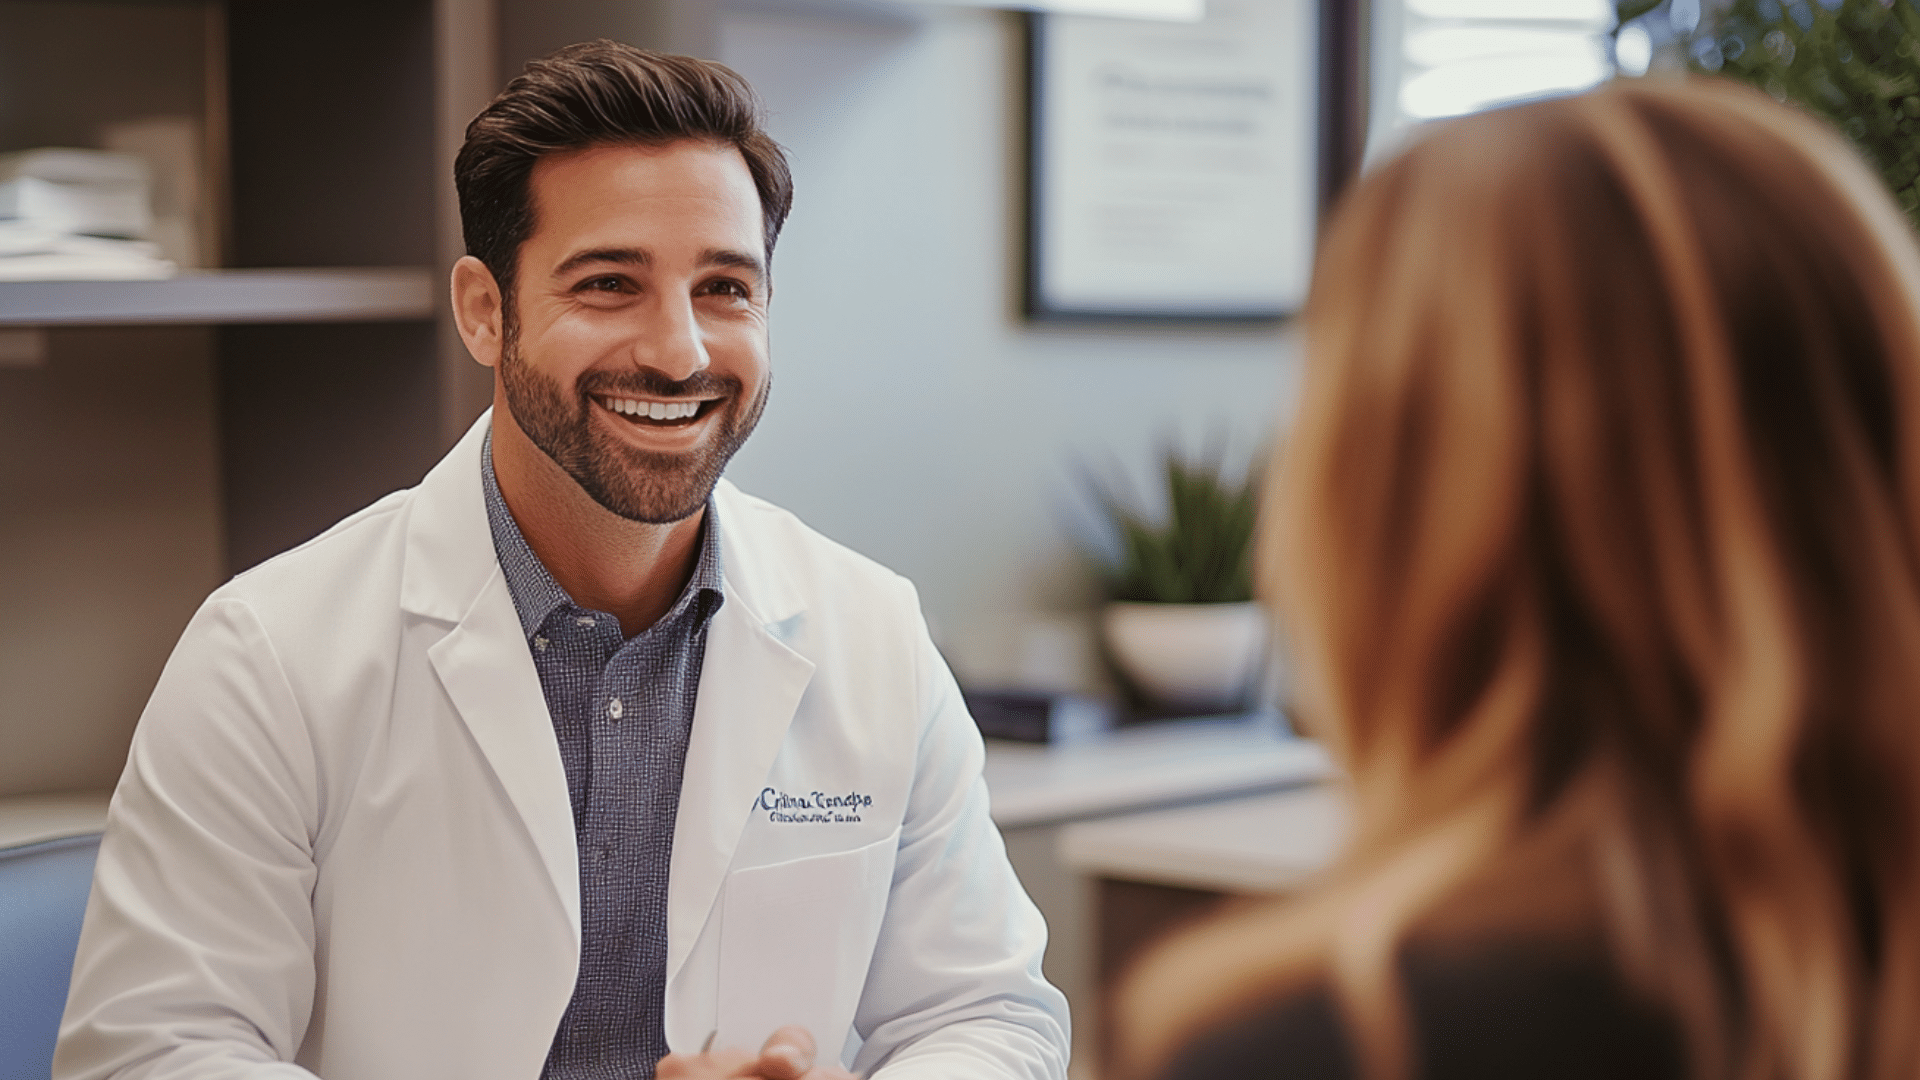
[1024,1,1322,320]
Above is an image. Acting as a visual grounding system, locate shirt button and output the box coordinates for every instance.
[608,698,624,721]
[533,635,549,652]
[576,615,596,627]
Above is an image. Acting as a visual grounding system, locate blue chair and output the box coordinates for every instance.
[0,834,101,1080]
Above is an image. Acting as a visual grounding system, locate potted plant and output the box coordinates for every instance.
[1090,447,1268,716]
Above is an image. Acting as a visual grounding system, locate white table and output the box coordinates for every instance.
[982,711,1333,828]
[1058,784,1350,894]
[1045,781,1351,1077]
[980,714,1334,1079]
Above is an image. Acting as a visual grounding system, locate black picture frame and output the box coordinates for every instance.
[1022,1,1367,323]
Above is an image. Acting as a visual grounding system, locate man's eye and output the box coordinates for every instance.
[580,276,627,292]
[706,279,750,298]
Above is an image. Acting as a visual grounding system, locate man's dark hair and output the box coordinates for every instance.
[454,40,793,301]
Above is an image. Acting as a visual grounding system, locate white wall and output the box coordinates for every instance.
[716,4,1302,691]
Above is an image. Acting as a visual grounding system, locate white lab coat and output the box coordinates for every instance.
[55,414,1069,1080]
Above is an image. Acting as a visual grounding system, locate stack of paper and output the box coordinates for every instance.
[0,149,175,280]
[0,223,174,281]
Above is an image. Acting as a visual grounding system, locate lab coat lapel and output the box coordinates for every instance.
[405,411,581,939]
[427,576,581,938]
[666,538,815,985]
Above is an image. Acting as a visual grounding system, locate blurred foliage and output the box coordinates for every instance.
[1659,0,1920,226]
[1091,448,1259,605]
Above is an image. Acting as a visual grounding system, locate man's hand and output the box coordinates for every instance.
[656,1025,857,1080]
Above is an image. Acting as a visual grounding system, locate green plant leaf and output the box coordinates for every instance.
[1087,444,1261,604]
[1679,0,1920,231]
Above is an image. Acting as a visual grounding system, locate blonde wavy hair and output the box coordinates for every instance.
[1117,78,1920,1080]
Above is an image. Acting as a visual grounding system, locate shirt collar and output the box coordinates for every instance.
[482,430,724,641]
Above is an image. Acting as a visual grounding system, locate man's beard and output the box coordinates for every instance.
[498,312,768,525]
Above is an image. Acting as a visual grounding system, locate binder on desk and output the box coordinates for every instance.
[963,690,1113,744]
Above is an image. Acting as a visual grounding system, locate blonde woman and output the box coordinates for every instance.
[1117,78,1920,1080]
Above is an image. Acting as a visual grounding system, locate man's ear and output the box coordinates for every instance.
[451,255,506,368]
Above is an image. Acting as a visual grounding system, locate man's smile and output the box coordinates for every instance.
[593,393,723,427]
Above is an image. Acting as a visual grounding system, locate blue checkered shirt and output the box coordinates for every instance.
[482,436,724,1080]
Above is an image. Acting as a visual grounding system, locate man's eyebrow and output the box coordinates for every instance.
[554,247,651,276]
[703,248,765,278]
[551,247,764,279]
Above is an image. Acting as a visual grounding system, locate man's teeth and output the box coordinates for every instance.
[604,397,702,420]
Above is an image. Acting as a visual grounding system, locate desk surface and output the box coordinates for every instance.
[982,713,1333,829]
[1,721,1331,846]
[1059,785,1351,894]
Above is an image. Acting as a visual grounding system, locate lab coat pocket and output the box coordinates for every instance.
[715,827,901,1063]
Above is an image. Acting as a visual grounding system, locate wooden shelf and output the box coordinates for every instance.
[0,267,436,326]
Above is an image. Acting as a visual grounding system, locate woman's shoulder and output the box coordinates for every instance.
[1158,938,1686,1080]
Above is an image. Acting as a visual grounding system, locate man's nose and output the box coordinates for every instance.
[630,295,710,381]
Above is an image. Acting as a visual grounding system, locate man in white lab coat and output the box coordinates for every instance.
[54,41,1068,1080]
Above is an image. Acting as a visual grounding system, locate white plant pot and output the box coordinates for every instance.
[1101,600,1269,713]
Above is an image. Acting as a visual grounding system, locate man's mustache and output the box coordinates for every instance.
[575,368,739,400]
